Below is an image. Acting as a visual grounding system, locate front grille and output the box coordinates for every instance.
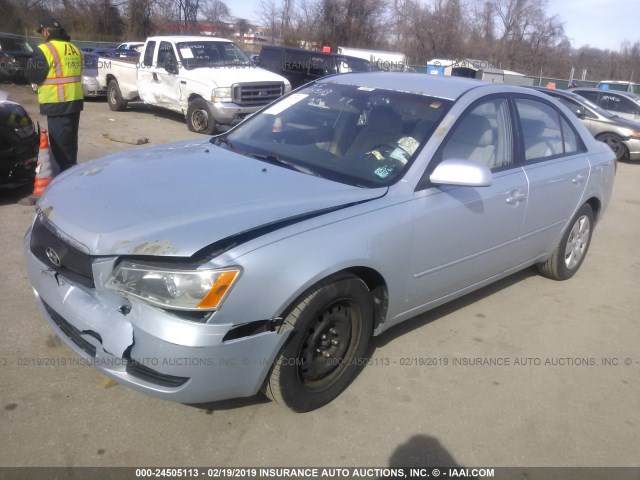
[30,215,95,288]
[126,359,189,388]
[43,301,97,358]
[232,82,284,106]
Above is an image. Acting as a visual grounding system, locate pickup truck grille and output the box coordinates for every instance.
[232,82,284,106]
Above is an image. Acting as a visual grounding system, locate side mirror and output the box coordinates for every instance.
[575,108,586,119]
[430,158,493,187]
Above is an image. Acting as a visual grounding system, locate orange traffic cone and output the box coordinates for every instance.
[32,129,59,197]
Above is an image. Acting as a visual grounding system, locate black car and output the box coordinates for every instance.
[0,33,34,83]
[256,46,372,88]
[0,98,39,187]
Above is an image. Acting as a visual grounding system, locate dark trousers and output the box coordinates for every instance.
[47,112,81,171]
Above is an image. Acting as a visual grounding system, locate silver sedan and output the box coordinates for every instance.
[24,73,616,412]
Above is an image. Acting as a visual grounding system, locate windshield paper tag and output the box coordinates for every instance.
[180,48,194,59]
[264,93,309,115]
[374,166,391,178]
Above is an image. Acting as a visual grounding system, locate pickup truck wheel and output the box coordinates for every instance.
[263,274,374,412]
[187,98,217,135]
[107,79,128,111]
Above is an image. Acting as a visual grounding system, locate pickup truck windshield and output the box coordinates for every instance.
[176,41,252,69]
[335,56,371,73]
[223,83,452,188]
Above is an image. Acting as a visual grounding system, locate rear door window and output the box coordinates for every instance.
[515,97,585,162]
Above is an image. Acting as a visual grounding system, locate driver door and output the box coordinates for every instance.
[139,41,182,112]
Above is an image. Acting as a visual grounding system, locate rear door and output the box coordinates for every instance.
[513,95,590,259]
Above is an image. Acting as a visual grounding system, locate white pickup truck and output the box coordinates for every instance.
[98,36,291,134]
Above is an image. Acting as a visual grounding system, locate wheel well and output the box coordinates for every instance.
[342,267,388,330]
[596,132,620,139]
[106,74,116,85]
[585,197,602,221]
[188,93,203,103]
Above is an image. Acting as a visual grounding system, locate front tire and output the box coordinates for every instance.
[186,98,217,135]
[538,204,594,280]
[107,79,128,111]
[264,274,374,412]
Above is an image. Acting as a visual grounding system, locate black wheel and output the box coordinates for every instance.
[186,98,217,135]
[107,79,127,111]
[263,274,374,412]
[597,133,627,161]
[538,204,594,280]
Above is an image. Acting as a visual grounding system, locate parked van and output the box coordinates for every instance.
[336,46,407,72]
[256,46,372,88]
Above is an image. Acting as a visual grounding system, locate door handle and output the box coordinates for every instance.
[152,72,158,82]
[506,191,526,205]
[180,80,186,84]
[572,174,585,185]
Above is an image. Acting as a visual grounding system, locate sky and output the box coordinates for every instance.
[230,0,639,52]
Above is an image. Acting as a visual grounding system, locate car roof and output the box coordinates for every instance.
[0,32,25,40]
[573,87,640,99]
[319,72,499,100]
[149,35,233,43]
[597,80,638,85]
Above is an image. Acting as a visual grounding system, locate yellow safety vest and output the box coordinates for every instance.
[37,40,83,105]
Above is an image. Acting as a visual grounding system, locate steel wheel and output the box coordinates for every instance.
[263,274,374,412]
[191,108,209,132]
[299,300,357,388]
[186,98,217,134]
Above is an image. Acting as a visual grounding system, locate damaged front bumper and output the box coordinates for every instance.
[23,225,290,404]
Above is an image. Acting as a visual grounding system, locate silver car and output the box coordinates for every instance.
[24,73,616,412]
[534,87,640,162]
[571,87,640,122]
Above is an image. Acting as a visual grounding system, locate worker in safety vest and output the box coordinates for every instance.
[25,18,83,172]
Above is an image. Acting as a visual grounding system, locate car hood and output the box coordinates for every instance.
[38,140,386,257]
[180,66,290,87]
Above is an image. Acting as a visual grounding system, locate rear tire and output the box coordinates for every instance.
[538,204,594,280]
[186,98,217,135]
[107,79,128,111]
[263,274,374,412]
[597,133,627,161]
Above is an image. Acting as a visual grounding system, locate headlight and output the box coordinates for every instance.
[15,123,35,139]
[284,83,292,93]
[630,129,640,140]
[106,261,241,311]
[211,87,232,102]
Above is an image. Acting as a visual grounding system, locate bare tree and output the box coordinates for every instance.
[258,0,280,43]
[202,0,232,36]
[126,0,153,39]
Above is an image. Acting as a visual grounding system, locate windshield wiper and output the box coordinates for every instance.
[248,153,318,176]
[212,135,233,150]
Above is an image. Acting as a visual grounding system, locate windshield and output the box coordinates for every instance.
[336,56,371,73]
[222,82,452,187]
[0,38,33,53]
[176,41,252,69]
